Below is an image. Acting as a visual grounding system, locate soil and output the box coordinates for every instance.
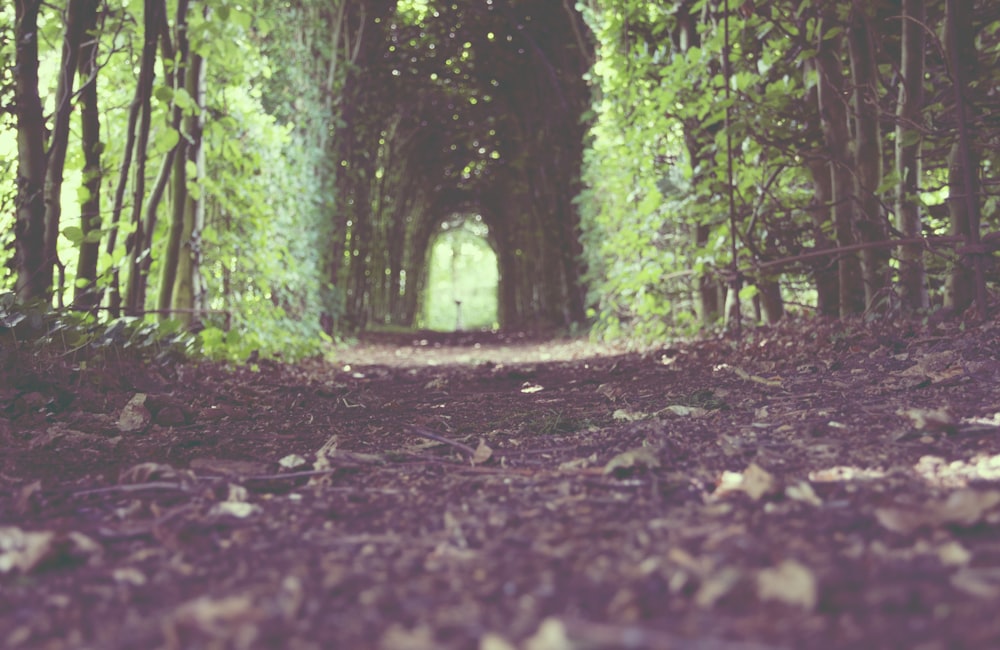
[3,317,1000,650]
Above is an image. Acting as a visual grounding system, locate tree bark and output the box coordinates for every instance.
[13,0,48,301]
[157,0,192,315]
[73,0,103,312]
[895,0,928,312]
[847,1,888,311]
[43,0,93,306]
[943,0,982,313]
[815,9,865,316]
[124,0,166,315]
[171,47,207,326]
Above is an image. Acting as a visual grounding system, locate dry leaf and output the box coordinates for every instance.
[694,567,742,608]
[604,447,660,474]
[612,409,647,422]
[785,481,822,507]
[164,594,261,650]
[899,407,957,434]
[0,527,55,574]
[716,463,777,501]
[472,438,493,465]
[756,559,818,610]
[662,404,708,418]
[937,541,972,567]
[741,463,777,500]
[0,527,100,574]
[119,462,196,488]
[209,501,261,519]
[118,393,151,433]
[278,454,308,470]
[876,489,1000,534]
[952,568,1000,599]
[379,623,437,650]
[524,617,572,650]
[480,633,518,650]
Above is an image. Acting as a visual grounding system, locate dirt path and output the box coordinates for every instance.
[3,319,1000,649]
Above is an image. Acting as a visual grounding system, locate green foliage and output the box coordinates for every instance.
[421,218,499,331]
[0,292,197,364]
[2,0,340,361]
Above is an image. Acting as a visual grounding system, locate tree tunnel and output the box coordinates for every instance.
[420,214,499,331]
[327,0,593,332]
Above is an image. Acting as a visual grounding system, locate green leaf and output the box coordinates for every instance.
[154,85,174,103]
[158,127,180,151]
[62,226,84,244]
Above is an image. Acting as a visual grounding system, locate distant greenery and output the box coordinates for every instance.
[420,218,499,331]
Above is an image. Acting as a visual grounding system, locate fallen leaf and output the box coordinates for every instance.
[119,462,196,488]
[524,617,572,650]
[716,463,777,501]
[379,623,437,650]
[938,541,972,567]
[0,527,100,574]
[785,481,822,507]
[952,568,1000,599]
[278,454,308,470]
[875,489,1000,534]
[118,393,151,433]
[0,527,55,574]
[604,447,661,474]
[164,594,262,650]
[472,438,493,465]
[480,632,518,650]
[899,407,957,434]
[612,408,647,422]
[756,559,818,610]
[209,501,261,519]
[694,567,742,608]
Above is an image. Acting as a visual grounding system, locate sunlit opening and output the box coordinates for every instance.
[420,215,499,331]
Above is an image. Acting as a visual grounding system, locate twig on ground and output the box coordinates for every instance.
[404,425,477,457]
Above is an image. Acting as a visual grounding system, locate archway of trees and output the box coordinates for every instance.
[329,0,592,333]
[3,0,999,359]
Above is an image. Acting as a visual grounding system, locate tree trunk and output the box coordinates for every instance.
[43,0,93,306]
[124,0,166,315]
[848,2,888,311]
[158,0,192,315]
[757,280,784,324]
[171,48,207,327]
[13,0,48,302]
[802,58,840,318]
[943,0,982,313]
[895,0,928,312]
[807,157,840,317]
[73,0,103,312]
[815,10,865,316]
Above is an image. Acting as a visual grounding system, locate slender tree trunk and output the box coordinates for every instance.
[807,156,840,316]
[802,60,840,318]
[848,2,888,310]
[124,0,166,315]
[157,0,192,315]
[74,1,103,312]
[896,0,928,312]
[171,48,207,326]
[13,0,48,301]
[815,11,865,316]
[43,0,93,306]
[757,280,784,324]
[943,0,982,313]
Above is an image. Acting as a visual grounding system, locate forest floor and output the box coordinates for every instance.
[3,316,1000,650]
